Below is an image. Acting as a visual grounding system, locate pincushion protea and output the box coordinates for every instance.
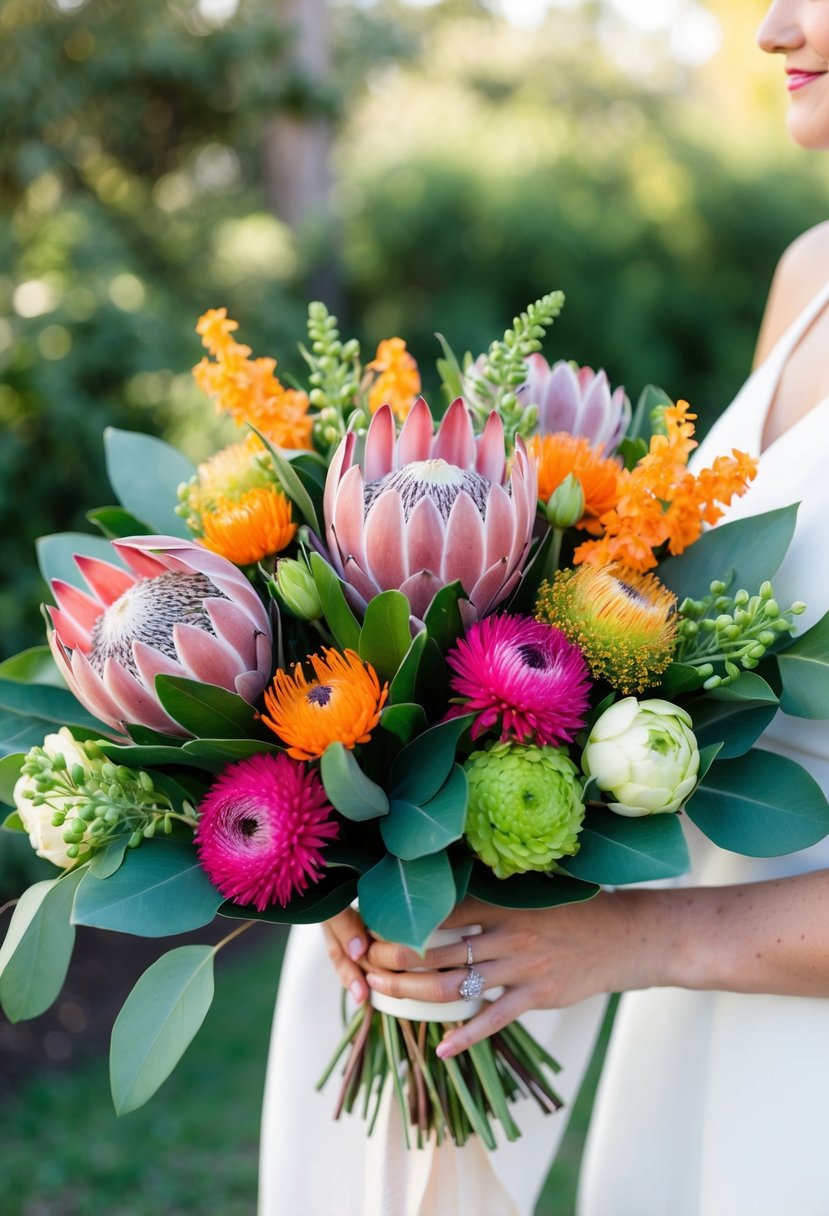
[323,397,537,622]
[46,535,272,735]
[519,356,630,454]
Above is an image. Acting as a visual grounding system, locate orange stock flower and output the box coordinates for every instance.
[366,337,421,421]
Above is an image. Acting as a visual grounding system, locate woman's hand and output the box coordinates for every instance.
[363,891,673,1058]
[322,907,371,1005]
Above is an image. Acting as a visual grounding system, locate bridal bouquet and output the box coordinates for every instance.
[2,292,829,1150]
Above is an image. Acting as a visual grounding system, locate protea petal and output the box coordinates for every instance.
[406,495,446,575]
[398,569,444,620]
[51,580,103,645]
[476,412,506,482]
[332,463,368,567]
[47,604,92,654]
[442,492,485,589]
[132,641,187,688]
[68,648,124,729]
[468,557,511,617]
[102,657,182,734]
[172,622,246,690]
[324,431,357,532]
[74,555,135,607]
[343,554,383,605]
[432,397,475,469]
[483,484,517,570]
[112,541,168,579]
[205,596,259,670]
[579,371,612,442]
[397,397,434,466]
[364,404,396,482]
[362,491,408,589]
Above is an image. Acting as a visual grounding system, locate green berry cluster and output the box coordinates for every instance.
[20,741,197,860]
[676,578,806,690]
[470,291,565,442]
[300,302,363,453]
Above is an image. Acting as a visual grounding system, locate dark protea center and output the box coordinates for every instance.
[86,571,222,678]
[364,459,492,521]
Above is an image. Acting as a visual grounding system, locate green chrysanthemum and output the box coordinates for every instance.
[464,742,585,879]
[535,562,677,694]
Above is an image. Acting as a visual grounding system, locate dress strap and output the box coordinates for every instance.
[765,277,829,372]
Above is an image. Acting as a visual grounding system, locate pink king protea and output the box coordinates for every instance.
[195,752,338,909]
[446,614,591,746]
[46,535,272,735]
[323,397,537,622]
[519,356,631,454]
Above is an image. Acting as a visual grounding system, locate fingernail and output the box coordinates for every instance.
[348,936,365,961]
[365,972,382,989]
[436,1041,453,1060]
[350,979,366,1004]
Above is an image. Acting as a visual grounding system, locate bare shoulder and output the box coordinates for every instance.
[753,221,829,367]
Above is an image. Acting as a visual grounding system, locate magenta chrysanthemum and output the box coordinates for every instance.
[195,752,338,909]
[446,615,591,746]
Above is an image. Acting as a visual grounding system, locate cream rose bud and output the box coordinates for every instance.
[582,697,700,817]
[14,728,94,869]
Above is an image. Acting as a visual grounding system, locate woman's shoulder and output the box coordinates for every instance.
[754,221,829,366]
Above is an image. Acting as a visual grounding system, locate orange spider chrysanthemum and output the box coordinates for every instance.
[261,648,388,761]
[526,433,623,535]
[200,486,297,566]
[194,308,313,451]
[366,337,421,421]
[575,401,757,572]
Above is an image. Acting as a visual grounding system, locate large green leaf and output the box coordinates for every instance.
[358,852,456,953]
[0,678,109,734]
[0,868,85,1022]
[658,663,708,699]
[104,428,194,537]
[154,676,261,739]
[686,694,778,759]
[685,748,829,856]
[423,582,466,654]
[219,873,359,925]
[468,865,599,909]
[87,505,153,539]
[388,630,428,706]
[252,427,321,532]
[389,713,475,806]
[0,753,25,806]
[358,590,413,684]
[560,809,690,885]
[380,702,428,747]
[36,531,128,590]
[182,738,283,765]
[320,742,389,821]
[110,945,215,1114]
[72,841,223,937]
[777,611,829,719]
[0,708,75,759]
[658,504,798,603]
[381,764,468,860]
[309,554,362,652]
[0,646,65,687]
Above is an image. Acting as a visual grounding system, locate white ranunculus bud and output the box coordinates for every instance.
[14,728,94,868]
[582,697,700,817]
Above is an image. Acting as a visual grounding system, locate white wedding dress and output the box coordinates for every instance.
[579,280,829,1216]
[259,283,829,1216]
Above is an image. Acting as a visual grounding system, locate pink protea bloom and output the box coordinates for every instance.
[195,752,338,909]
[446,614,591,746]
[46,535,272,735]
[323,397,537,622]
[519,356,631,454]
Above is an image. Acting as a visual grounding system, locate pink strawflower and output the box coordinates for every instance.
[447,615,591,746]
[195,752,338,909]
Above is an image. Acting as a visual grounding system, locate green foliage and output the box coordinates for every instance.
[154,676,263,739]
[320,741,390,820]
[778,611,829,719]
[468,865,598,909]
[357,850,456,952]
[104,428,194,537]
[0,867,84,1021]
[358,590,413,682]
[561,808,690,885]
[381,763,468,860]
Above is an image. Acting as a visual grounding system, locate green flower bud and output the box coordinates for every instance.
[545,473,585,529]
[464,742,585,879]
[709,580,727,596]
[273,557,324,621]
[763,600,780,618]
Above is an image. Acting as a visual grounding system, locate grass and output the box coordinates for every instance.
[1,931,610,1216]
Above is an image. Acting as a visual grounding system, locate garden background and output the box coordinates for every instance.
[1,1,827,1212]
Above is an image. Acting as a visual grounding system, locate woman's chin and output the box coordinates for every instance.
[787,107,829,152]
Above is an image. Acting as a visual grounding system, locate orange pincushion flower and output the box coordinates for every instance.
[526,433,623,535]
[194,308,313,451]
[366,337,421,421]
[261,648,388,761]
[200,486,297,566]
[575,402,757,572]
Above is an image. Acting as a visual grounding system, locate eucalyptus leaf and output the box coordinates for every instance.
[388,631,428,706]
[358,852,456,953]
[110,945,215,1114]
[309,553,361,651]
[0,868,85,1022]
[381,765,468,860]
[380,702,428,747]
[658,504,798,604]
[686,696,777,760]
[72,841,223,937]
[695,742,723,786]
[658,663,708,698]
[87,505,153,539]
[89,837,129,879]
[778,611,829,719]
[0,647,64,688]
[219,874,359,925]
[154,676,261,740]
[686,748,829,856]
[560,809,689,885]
[453,857,474,904]
[0,753,25,806]
[0,709,72,758]
[468,865,599,909]
[628,384,673,442]
[359,591,414,683]
[706,672,778,705]
[0,678,109,734]
[36,531,129,590]
[320,742,389,821]
[3,811,25,832]
[389,713,475,806]
[104,428,194,537]
[423,582,467,654]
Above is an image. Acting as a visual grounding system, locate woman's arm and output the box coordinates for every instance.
[362,871,829,1058]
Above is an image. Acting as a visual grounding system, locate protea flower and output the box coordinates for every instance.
[323,397,537,622]
[519,356,630,454]
[46,535,272,735]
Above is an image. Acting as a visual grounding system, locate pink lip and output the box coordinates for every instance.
[786,70,827,92]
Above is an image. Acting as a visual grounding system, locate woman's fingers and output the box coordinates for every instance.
[440,896,494,929]
[365,958,515,1004]
[436,989,530,1058]
[366,928,507,974]
[322,908,370,1003]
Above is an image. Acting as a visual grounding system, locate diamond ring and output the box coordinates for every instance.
[465,938,474,968]
[459,965,485,1001]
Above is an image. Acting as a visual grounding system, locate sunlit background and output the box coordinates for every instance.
[1,1,827,1212]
